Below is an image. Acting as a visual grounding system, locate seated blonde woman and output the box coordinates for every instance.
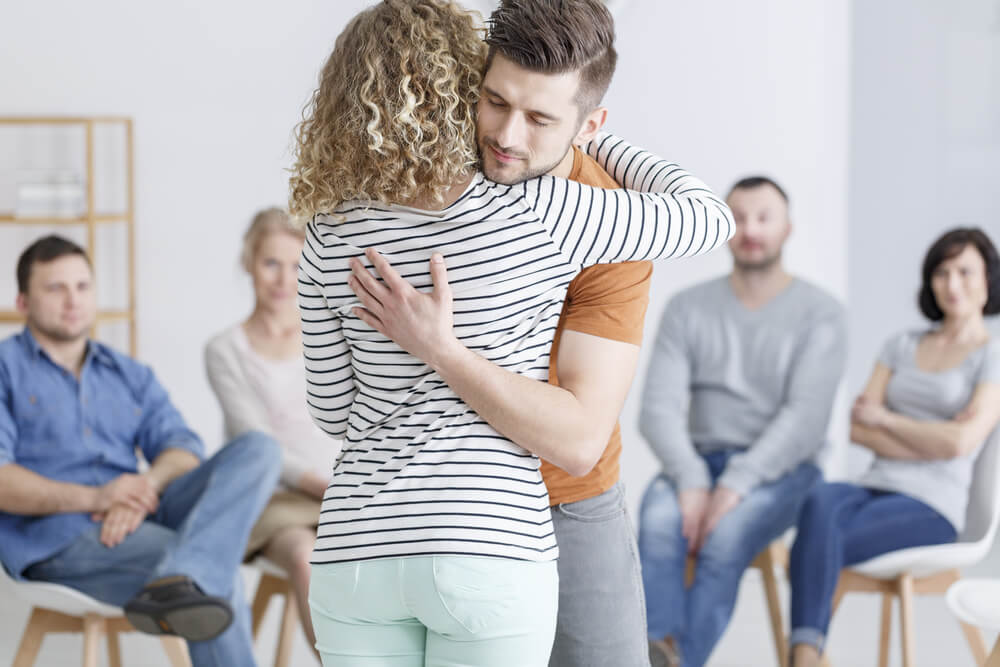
[788,227,1000,667]
[205,207,339,654]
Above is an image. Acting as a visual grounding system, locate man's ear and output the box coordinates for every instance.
[573,107,608,145]
[782,218,794,245]
[15,292,28,315]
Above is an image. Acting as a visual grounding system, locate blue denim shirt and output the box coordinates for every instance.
[0,328,204,578]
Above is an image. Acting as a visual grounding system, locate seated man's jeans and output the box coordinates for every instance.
[638,449,820,667]
[788,482,956,653]
[25,432,281,667]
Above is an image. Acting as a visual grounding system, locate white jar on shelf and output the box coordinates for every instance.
[14,169,85,218]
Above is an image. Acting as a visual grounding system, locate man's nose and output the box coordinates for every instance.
[495,113,525,150]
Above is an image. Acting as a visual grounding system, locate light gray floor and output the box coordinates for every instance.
[3,561,997,667]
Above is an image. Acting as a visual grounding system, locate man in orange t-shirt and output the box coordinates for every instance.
[347,2,663,664]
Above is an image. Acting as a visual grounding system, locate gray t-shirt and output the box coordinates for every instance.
[858,331,1000,532]
[640,276,847,495]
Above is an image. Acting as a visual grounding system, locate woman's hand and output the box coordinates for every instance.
[852,395,890,428]
[299,472,330,500]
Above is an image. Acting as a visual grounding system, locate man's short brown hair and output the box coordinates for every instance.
[16,235,90,294]
[485,0,617,114]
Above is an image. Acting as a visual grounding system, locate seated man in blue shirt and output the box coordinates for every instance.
[0,235,281,667]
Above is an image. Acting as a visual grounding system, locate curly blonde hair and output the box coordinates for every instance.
[289,0,486,222]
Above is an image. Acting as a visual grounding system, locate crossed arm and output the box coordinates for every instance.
[347,248,640,477]
[851,362,1000,460]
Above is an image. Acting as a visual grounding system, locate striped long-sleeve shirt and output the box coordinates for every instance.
[299,133,734,564]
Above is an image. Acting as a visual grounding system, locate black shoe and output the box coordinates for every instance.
[124,575,233,642]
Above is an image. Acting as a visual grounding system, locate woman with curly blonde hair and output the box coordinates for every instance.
[292,1,734,664]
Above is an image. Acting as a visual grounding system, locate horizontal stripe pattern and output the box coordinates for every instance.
[300,133,734,563]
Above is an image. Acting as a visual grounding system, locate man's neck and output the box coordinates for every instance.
[547,147,576,179]
[729,264,793,310]
[28,325,88,377]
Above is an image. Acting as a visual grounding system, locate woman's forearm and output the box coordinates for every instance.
[850,423,925,460]
[879,413,964,459]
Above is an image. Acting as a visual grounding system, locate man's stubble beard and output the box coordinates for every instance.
[733,250,783,274]
[477,137,575,186]
[28,314,91,344]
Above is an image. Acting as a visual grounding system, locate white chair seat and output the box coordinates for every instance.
[2,563,192,667]
[850,425,1000,582]
[947,578,1000,631]
[850,540,993,580]
[1,566,122,617]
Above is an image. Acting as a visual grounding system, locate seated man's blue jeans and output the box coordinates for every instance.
[788,482,956,653]
[25,432,281,667]
[638,449,820,667]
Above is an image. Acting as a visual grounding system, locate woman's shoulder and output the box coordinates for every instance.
[887,327,928,347]
[979,335,1000,369]
[877,328,927,368]
[205,324,246,364]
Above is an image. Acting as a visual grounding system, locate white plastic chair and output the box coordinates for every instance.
[826,426,1000,667]
[947,578,1000,667]
[249,557,299,667]
[1,564,190,667]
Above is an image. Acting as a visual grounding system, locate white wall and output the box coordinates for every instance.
[0,1,851,517]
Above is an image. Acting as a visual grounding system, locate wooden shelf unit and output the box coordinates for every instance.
[0,116,136,355]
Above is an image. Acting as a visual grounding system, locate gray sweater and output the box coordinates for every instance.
[858,331,1000,532]
[640,276,847,495]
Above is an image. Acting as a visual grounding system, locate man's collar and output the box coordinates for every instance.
[19,326,112,368]
[86,340,115,367]
[19,327,45,359]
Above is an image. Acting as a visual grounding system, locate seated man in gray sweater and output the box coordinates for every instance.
[638,176,847,667]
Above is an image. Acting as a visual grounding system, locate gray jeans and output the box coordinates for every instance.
[549,482,650,667]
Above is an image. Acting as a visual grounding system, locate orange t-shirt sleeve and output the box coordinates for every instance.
[558,262,652,345]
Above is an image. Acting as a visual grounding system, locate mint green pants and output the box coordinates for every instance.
[309,556,558,666]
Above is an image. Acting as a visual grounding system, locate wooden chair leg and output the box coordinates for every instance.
[160,637,192,667]
[986,636,1000,667]
[897,575,915,667]
[12,608,49,667]
[252,572,284,639]
[759,549,789,667]
[878,593,892,667]
[958,620,989,666]
[81,613,104,667]
[106,628,123,667]
[274,587,300,667]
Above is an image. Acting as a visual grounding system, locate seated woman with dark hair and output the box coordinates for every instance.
[788,227,1000,667]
